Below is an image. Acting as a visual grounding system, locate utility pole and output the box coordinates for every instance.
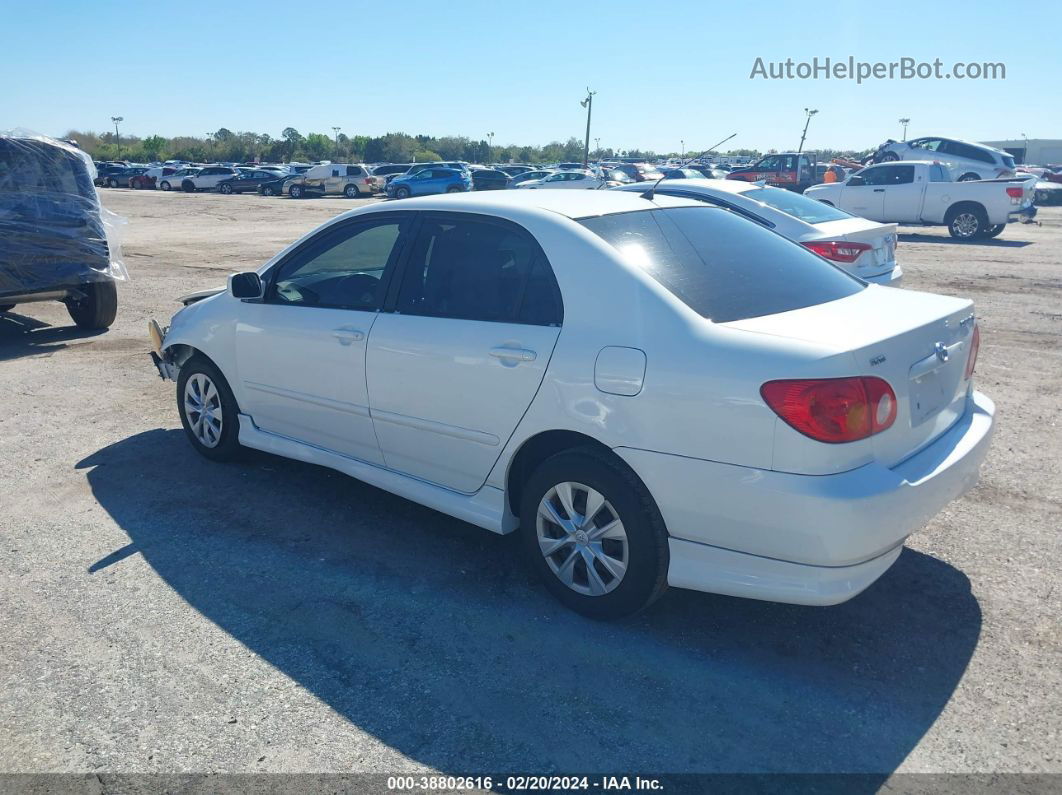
[899,117,910,141]
[680,139,685,158]
[580,88,596,167]
[111,116,124,160]
[487,131,494,163]
[332,127,341,161]
[594,137,600,157]
[797,108,818,154]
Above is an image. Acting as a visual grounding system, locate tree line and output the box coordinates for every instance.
[64,127,777,164]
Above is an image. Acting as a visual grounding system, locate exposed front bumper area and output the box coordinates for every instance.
[148,319,178,381]
[618,390,995,605]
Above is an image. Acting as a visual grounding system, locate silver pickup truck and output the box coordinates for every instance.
[805,160,1036,239]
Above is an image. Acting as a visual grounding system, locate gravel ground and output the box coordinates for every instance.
[1,190,1059,778]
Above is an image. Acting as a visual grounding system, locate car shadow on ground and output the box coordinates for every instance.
[0,311,106,362]
[77,429,982,779]
[897,233,1033,247]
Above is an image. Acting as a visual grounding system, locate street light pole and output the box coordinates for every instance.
[899,117,910,141]
[332,127,341,161]
[580,88,596,168]
[594,137,600,157]
[1021,132,1029,165]
[487,131,494,163]
[680,139,685,158]
[111,116,124,160]
[797,108,818,154]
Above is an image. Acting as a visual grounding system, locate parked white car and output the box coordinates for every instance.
[181,166,240,192]
[869,137,1017,181]
[806,161,1037,239]
[613,179,901,285]
[149,190,994,619]
[516,171,607,190]
[158,167,200,191]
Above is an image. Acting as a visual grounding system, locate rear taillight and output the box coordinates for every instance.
[965,324,980,380]
[801,240,873,264]
[1006,185,1023,199]
[760,376,897,444]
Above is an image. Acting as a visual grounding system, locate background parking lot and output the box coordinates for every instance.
[1,190,1059,777]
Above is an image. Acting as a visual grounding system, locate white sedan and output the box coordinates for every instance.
[613,178,902,285]
[516,170,607,190]
[150,190,994,619]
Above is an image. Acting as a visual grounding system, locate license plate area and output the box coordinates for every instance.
[910,369,950,426]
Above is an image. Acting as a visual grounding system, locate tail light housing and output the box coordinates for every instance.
[801,240,873,264]
[965,324,980,380]
[761,377,897,443]
[1005,185,1023,199]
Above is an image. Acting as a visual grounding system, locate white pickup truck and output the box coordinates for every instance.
[805,160,1037,239]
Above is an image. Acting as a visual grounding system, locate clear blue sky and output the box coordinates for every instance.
[3,0,1059,153]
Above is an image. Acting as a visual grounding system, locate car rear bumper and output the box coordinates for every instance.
[617,389,995,605]
[863,264,903,286]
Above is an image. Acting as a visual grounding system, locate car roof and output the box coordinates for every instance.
[358,187,701,220]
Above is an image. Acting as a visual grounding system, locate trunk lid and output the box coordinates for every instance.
[809,218,898,279]
[729,286,976,469]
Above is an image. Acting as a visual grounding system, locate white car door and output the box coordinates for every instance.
[234,213,415,464]
[880,163,923,223]
[836,166,888,220]
[366,212,563,493]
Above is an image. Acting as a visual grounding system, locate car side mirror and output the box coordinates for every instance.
[229,272,263,299]
[847,175,865,186]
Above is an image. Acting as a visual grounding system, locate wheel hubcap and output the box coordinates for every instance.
[184,373,223,448]
[537,481,628,596]
[954,213,978,237]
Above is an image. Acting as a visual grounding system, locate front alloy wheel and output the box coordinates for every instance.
[537,482,629,596]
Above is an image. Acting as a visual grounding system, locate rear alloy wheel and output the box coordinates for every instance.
[520,448,668,619]
[66,280,118,330]
[263,186,275,196]
[880,152,900,162]
[446,185,462,193]
[219,183,233,194]
[289,184,304,198]
[344,184,360,198]
[160,181,171,191]
[947,207,987,240]
[107,178,119,188]
[177,356,242,461]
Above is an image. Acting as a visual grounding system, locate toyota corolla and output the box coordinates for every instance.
[149,190,994,619]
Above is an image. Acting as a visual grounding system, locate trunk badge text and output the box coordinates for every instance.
[870,354,886,366]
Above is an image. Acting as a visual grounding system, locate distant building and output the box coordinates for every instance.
[981,138,1062,166]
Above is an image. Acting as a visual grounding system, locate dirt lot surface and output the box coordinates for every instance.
[1,190,1060,778]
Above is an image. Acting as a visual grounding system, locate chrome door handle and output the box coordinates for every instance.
[332,328,365,345]
[873,188,885,192]
[489,347,537,362]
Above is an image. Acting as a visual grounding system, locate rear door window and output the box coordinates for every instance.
[579,207,863,323]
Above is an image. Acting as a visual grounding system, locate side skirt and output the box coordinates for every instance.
[236,413,514,535]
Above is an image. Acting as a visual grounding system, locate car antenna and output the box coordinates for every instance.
[641,133,737,200]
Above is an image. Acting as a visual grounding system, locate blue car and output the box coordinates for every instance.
[386,167,470,199]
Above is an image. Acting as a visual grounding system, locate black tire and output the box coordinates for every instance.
[343,184,360,198]
[160,181,172,191]
[946,205,988,240]
[262,186,275,196]
[981,224,1005,239]
[0,304,15,312]
[880,152,899,162]
[176,355,243,462]
[66,280,118,330]
[182,181,196,193]
[519,447,669,620]
[394,186,410,199]
[289,184,304,198]
[446,185,462,193]
[107,178,119,188]
[219,183,233,194]
[958,173,981,182]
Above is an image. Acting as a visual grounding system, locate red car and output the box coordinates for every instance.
[726,153,817,192]
[129,167,177,189]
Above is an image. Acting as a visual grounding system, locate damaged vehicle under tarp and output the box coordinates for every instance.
[0,132,127,328]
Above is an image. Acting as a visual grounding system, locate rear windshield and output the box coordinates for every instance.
[579,207,864,323]
[738,186,852,224]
